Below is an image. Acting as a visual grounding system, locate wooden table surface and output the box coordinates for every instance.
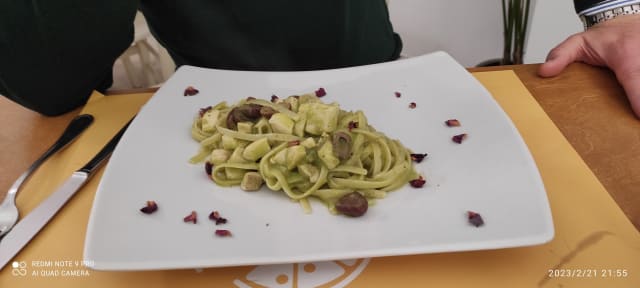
[1,63,639,231]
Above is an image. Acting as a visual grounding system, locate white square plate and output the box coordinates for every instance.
[84,52,553,270]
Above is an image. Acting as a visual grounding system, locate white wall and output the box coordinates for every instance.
[387,0,504,67]
[525,0,583,63]
[388,0,583,66]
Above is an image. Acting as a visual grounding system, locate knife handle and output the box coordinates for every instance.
[78,119,133,175]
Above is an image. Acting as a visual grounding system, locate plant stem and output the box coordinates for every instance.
[502,0,531,65]
[502,0,514,64]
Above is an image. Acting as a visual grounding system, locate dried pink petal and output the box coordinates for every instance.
[394,92,401,98]
[183,211,197,224]
[140,201,158,214]
[409,102,417,109]
[205,162,213,176]
[184,86,199,96]
[409,176,426,188]
[445,119,461,127]
[215,229,232,237]
[347,121,359,131]
[315,88,327,97]
[410,153,428,163]
[209,211,228,225]
[287,140,301,147]
[452,133,467,144]
[199,106,212,117]
[467,211,484,227]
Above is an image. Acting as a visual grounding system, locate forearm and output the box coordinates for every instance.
[0,1,138,116]
[574,0,640,29]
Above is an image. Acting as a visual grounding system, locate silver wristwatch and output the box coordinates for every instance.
[580,3,640,29]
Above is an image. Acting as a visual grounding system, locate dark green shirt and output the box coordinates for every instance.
[0,0,401,115]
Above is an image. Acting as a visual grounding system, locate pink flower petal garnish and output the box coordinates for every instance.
[184,86,199,96]
[445,119,461,127]
[409,176,426,188]
[452,133,467,144]
[315,88,327,97]
[140,201,158,214]
[215,229,232,237]
[467,211,484,227]
[183,211,197,224]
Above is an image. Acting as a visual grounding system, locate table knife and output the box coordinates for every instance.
[0,120,133,270]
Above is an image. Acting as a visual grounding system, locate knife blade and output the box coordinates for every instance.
[0,119,133,270]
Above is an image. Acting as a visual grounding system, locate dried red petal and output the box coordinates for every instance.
[209,211,228,225]
[315,88,327,97]
[209,211,220,220]
[445,119,461,127]
[394,92,401,98]
[184,86,199,96]
[205,162,213,176]
[287,140,300,147]
[467,211,484,227]
[140,201,158,214]
[347,121,359,131]
[409,102,417,109]
[271,95,279,102]
[410,153,428,163]
[215,229,232,237]
[452,133,467,144]
[199,106,212,117]
[183,211,197,224]
[409,176,426,188]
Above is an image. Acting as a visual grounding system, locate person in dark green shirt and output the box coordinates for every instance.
[0,0,402,116]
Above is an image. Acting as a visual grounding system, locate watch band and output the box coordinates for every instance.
[580,3,640,29]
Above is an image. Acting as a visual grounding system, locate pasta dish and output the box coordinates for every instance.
[190,92,420,216]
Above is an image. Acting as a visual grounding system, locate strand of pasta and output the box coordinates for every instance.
[211,162,260,186]
[217,126,300,142]
[371,141,382,176]
[330,165,368,175]
[191,119,211,141]
[259,142,329,200]
[245,98,300,120]
[259,143,287,191]
[189,148,210,164]
[200,133,222,148]
[328,159,411,190]
[270,166,328,200]
[379,138,393,173]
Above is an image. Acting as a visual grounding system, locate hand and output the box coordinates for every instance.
[538,14,640,117]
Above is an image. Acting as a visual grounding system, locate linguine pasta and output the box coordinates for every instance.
[190,93,420,215]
